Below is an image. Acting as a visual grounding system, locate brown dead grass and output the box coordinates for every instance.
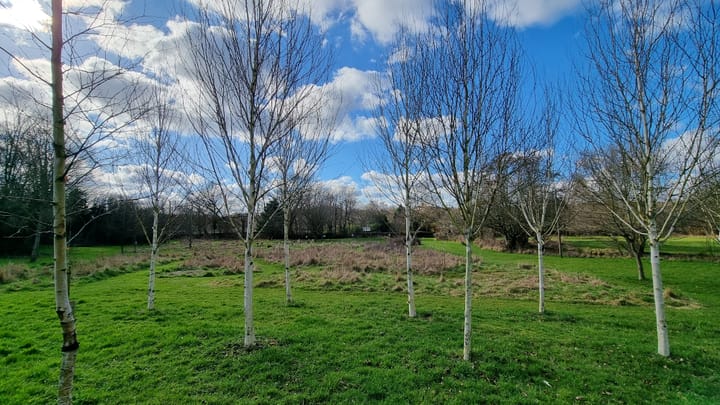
[71,254,148,277]
[254,240,463,275]
[181,240,244,274]
[0,263,29,284]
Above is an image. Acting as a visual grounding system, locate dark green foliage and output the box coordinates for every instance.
[257,198,283,239]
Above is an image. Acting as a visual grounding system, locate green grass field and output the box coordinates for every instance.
[560,235,720,257]
[1,238,719,403]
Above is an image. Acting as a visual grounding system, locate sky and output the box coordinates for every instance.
[0,0,588,205]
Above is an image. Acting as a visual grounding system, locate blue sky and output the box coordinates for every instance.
[0,0,588,204]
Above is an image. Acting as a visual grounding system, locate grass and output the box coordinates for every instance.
[560,235,720,258]
[1,238,719,403]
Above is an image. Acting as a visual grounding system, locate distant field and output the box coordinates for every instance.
[1,238,718,403]
[559,235,720,257]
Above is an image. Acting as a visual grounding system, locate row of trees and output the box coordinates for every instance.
[369,0,719,362]
[1,0,719,402]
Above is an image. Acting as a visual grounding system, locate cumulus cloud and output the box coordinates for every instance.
[291,66,382,143]
[350,0,435,44]
[320,175,358,196]
[488,0,582,28]
[0,0,49,31]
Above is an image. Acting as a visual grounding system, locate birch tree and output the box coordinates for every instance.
[182,0,329,347]
[129,87,186,310]
[509,89,571,314]
[274,113,333,304]
[420,0,522,361]
[0,2,152,400]
[576,0,719,357]
[369,28,431,318]
[50,1,78,401]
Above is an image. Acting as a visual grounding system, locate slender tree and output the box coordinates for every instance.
[182,0,330,347]
[420,0,523,361]
[50,1,79,402]
[576,0,719,357]
[275,111,334,304]
[0,1,152,400]
[509,88,571,314]
[128,86,186,310]
[369,27,432,318]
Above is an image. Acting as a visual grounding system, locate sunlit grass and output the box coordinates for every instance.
[1,238,719,403]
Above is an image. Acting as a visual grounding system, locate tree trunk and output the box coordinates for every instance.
[536,232,545,314]
[244,209,256,347]
[463,230,473,361]
[147,209,159,310]
[634,247,646,281]
[52,1,79,403]
[405,205,416,318]
[283,204,292,304]
[648,224,669,357]
[557,228,563,258]
[30,218,42,263]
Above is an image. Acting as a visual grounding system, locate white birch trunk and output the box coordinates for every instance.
[463,230,473,361]
[147,209,159,310]
[648,223,670,357]
[283,204,292,304]
[536,232,545,314]
[52,1,78,402]
[244,209,256,347]
[405,205,416,318]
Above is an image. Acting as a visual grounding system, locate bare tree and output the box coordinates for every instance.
[419,1,523,361]
[576,0,719,357]
[127,86,187,310]
[509,88,572,314]
[0,1,153,400]
[0,103,52,261]
[368,27,432,318]
[275,110,334,304]
[49,1,78,402]
[182,0,330,347]
[576,149,650,280]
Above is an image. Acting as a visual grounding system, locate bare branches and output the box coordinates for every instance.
[181,0,332,347]
[576,0,720,358]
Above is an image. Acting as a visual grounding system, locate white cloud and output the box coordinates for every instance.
[350,0,435,44]
[0,0,49,31]
[488,0,582,28]
[320,175,358,196]
[291,66,382,143]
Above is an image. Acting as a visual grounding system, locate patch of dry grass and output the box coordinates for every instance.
[255,239,463,275]
[71,254,148,277]
[0,263,30,284]
[180,240,244,274]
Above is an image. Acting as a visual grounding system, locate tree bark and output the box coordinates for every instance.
[405,204,416,318]
[463,230,473,361]
[557,228,563,258]
[52,0,79,402]
[283,204,292,304]
[30,218,42,263]
[649,223,670,357]
[536,232,545,314]
[244,208,256,347]
[633,246,646,281]
[147,209,159,310]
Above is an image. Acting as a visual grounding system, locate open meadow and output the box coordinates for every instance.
[1,237,719,403]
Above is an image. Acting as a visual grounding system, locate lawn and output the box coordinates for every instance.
[560,234,720,257]
[1,238,718,403]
